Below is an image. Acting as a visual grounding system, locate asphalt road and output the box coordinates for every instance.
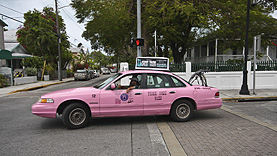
[0,74,168,156]
[0,74,276,156]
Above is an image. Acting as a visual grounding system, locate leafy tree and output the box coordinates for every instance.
[198,0,277,50]
[72,0,277,64]
[72,0,136,60]
[17,7,71,69]
[21,56,44,69]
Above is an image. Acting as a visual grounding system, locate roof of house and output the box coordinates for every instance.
[4,42,19,51]
[4,29,18,43]
[0,19,8,27]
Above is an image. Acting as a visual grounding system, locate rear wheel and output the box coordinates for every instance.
[170,100,194,122]
[62,103,90,129]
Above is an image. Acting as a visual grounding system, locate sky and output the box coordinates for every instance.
[0,0,91,51]
[0,0,277,53]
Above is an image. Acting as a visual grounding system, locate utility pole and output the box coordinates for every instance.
[55,0,62,81]
[137,0,141,57]
[239,0,251,95]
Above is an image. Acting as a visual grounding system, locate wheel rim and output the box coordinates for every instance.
[69,108,86,126]
[176,104,190,119]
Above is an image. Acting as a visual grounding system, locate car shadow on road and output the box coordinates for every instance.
[38,110,224,130]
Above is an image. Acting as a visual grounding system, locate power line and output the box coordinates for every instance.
[0,4,24,15]
[0,13,24,23]
[57,2,85,31]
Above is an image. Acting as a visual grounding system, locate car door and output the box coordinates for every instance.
[143,73,177,115]
[99,74,144,117]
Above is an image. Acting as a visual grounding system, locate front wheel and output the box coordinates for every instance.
[62,103,90,129]
[170,100,194,122]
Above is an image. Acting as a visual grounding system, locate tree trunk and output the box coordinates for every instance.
[171,43,184,64]
[157,46,163,57]
[164,46,169,57]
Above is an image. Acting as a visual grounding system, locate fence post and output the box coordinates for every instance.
[247,61,251,88]
[186,62,191,80]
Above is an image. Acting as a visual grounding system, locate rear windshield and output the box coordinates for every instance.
[172,73,192,86]
[76,70,86,73]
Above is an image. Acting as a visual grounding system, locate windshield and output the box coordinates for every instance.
[93,73,122,89]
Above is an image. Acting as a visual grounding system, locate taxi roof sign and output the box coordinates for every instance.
[135,57,169,71]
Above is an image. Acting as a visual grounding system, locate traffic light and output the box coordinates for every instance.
[136,38,144,46]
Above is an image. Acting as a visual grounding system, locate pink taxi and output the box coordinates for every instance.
[32,70,222,129]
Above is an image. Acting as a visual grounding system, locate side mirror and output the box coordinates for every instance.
[110,83,116,90]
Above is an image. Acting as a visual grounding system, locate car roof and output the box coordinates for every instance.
[77,70,86,72]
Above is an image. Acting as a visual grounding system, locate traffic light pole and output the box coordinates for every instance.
[137,0,141,57]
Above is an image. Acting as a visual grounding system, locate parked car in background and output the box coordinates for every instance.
[88,70,95,79]
[102,68,110,75]
[110,68,117,73]
[74,70,89,81]
[92,70,100,77]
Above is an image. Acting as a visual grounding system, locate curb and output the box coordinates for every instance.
[221,96,277,102]
[7,80,74,95]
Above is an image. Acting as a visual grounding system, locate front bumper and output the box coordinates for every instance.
[32,103,57,118]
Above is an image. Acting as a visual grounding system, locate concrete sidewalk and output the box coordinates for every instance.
[1,78,277,101]
[0,77,74,96]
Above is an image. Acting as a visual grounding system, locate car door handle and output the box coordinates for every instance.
[135,92,142,95]
[169,91,176,94]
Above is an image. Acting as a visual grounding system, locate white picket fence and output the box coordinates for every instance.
[174,61,277,90]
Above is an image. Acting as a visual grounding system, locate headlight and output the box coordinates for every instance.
[39,98,54,103]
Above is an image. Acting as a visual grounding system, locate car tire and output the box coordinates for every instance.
[62,103,90,129]
[170,100,194,122]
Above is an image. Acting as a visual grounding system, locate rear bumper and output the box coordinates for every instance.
[74,75,87,79]
[197,98,222,110]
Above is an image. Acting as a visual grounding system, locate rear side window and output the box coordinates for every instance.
[170,76,186,87]
[146,74,171,88]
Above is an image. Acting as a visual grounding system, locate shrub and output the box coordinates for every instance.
[24,67,37,76]
[0,74,8,88]
[66,69,73,77]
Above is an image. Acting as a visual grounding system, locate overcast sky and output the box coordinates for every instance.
[0,0,277,53]
[0,0,91,51]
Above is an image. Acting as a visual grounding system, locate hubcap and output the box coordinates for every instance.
[69,108,86,125]
[176,104,190,119]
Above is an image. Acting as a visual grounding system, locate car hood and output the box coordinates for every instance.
[41,87,98,98]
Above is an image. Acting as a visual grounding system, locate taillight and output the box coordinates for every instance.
[215,92,219,98]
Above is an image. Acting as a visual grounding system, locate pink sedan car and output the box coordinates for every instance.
[32,70,222,129]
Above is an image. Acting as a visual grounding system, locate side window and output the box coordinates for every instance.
[170,76,186,87]
[113,74,142,89]
[146,74,171,88]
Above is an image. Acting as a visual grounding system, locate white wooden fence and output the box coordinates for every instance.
[174,61,277,90]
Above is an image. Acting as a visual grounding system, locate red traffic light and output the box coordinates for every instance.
[136,38,144,46]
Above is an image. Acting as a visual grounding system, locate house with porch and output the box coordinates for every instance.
[4,29,32,70]
[185,38,277,63]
